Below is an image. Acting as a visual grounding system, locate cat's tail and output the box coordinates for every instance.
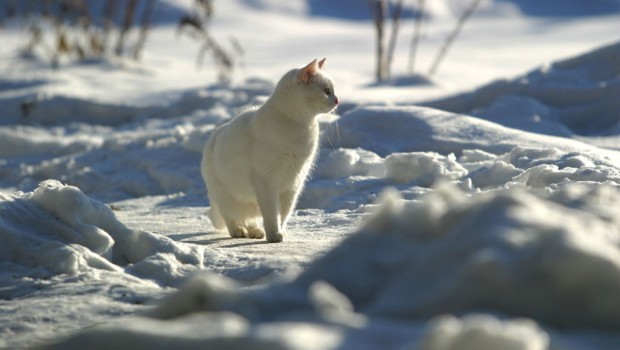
[207,206,226,231]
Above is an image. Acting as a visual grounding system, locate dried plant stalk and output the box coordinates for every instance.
[177,0,240,82]
[428,0,482,76]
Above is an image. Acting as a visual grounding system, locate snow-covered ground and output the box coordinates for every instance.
[1,0,620,349]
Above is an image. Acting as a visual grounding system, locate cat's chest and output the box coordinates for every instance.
[273,125,318,164]
[253,121,318,173]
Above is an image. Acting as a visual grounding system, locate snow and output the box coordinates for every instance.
[1,0,620,349]
[1,180,204,282]
[384,152,468,185]
[416,314,549,350]
[422,40,620,136]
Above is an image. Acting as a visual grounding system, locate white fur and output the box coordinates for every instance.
[201,59,338,242]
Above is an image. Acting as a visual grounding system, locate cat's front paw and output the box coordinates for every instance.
[266,231,285,243]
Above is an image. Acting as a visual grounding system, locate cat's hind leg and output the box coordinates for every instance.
[220,198,262,239]
[226,223,249,238]
[246,220,265,239]
[224,220,264,239]
[207,205,226,231]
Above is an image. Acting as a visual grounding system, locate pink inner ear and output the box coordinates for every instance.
[298,59,319,83]
[318,58,326,69]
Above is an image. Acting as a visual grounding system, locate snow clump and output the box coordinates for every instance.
[414,314,549,350]
[0,180,204,282]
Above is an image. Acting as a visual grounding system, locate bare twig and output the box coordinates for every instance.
[102,0,118,51]
[177,0,239,82]
[115,0,138,56]
[133,0,155,60]
[7,0,234,76]
[385,0,404,79]
[428,0,481,76]
[408,0,425,75]
[369,0,387,81]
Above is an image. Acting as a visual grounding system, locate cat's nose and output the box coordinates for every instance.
[334,96,339,105]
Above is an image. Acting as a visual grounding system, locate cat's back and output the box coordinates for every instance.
[214,106,258,137]
[202,106,260,193]
[206,107,258,151]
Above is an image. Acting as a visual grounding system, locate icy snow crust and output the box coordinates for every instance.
[2,1,620,348]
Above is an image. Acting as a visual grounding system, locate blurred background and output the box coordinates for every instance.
[1,0,619,103]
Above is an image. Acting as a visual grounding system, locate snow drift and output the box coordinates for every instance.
[303,105,620,211]
[295,184,620,330]
[43,182,620,349]
[333,105,620,160]
[423,40,620,136]
[0,180,203,283]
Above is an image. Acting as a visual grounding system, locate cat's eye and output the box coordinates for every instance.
[324,88,331,96]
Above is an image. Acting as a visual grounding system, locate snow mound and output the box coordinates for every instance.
[416,314,549,350]
[43,312,342,350]
[1,94,142,126]
[0,125,103,157]
[316,105,620,211]
[0,180,203,282]
[296,184,620,329]
[424,40,620,136]
[466,145,620,190]
[385,152,467,185]
[335,105,620,159]
[44,183,620,348]
[314,148,385,180]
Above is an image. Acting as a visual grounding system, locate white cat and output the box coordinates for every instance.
[201,58,338,243]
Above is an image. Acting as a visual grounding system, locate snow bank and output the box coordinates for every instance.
[423,40,620,135]
[305,132,619,211]
[0,93,143,126]
[43,182,620,349]
[0,126,103,157]
[308,104,620,211]
[334,105,620,160]
[0,180,203,283]
[292,184,620,330]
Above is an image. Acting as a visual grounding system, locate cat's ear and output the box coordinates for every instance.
[298,59,319,84]
[318,58,326,69]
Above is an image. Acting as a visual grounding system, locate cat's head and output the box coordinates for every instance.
[293,58,339,114]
